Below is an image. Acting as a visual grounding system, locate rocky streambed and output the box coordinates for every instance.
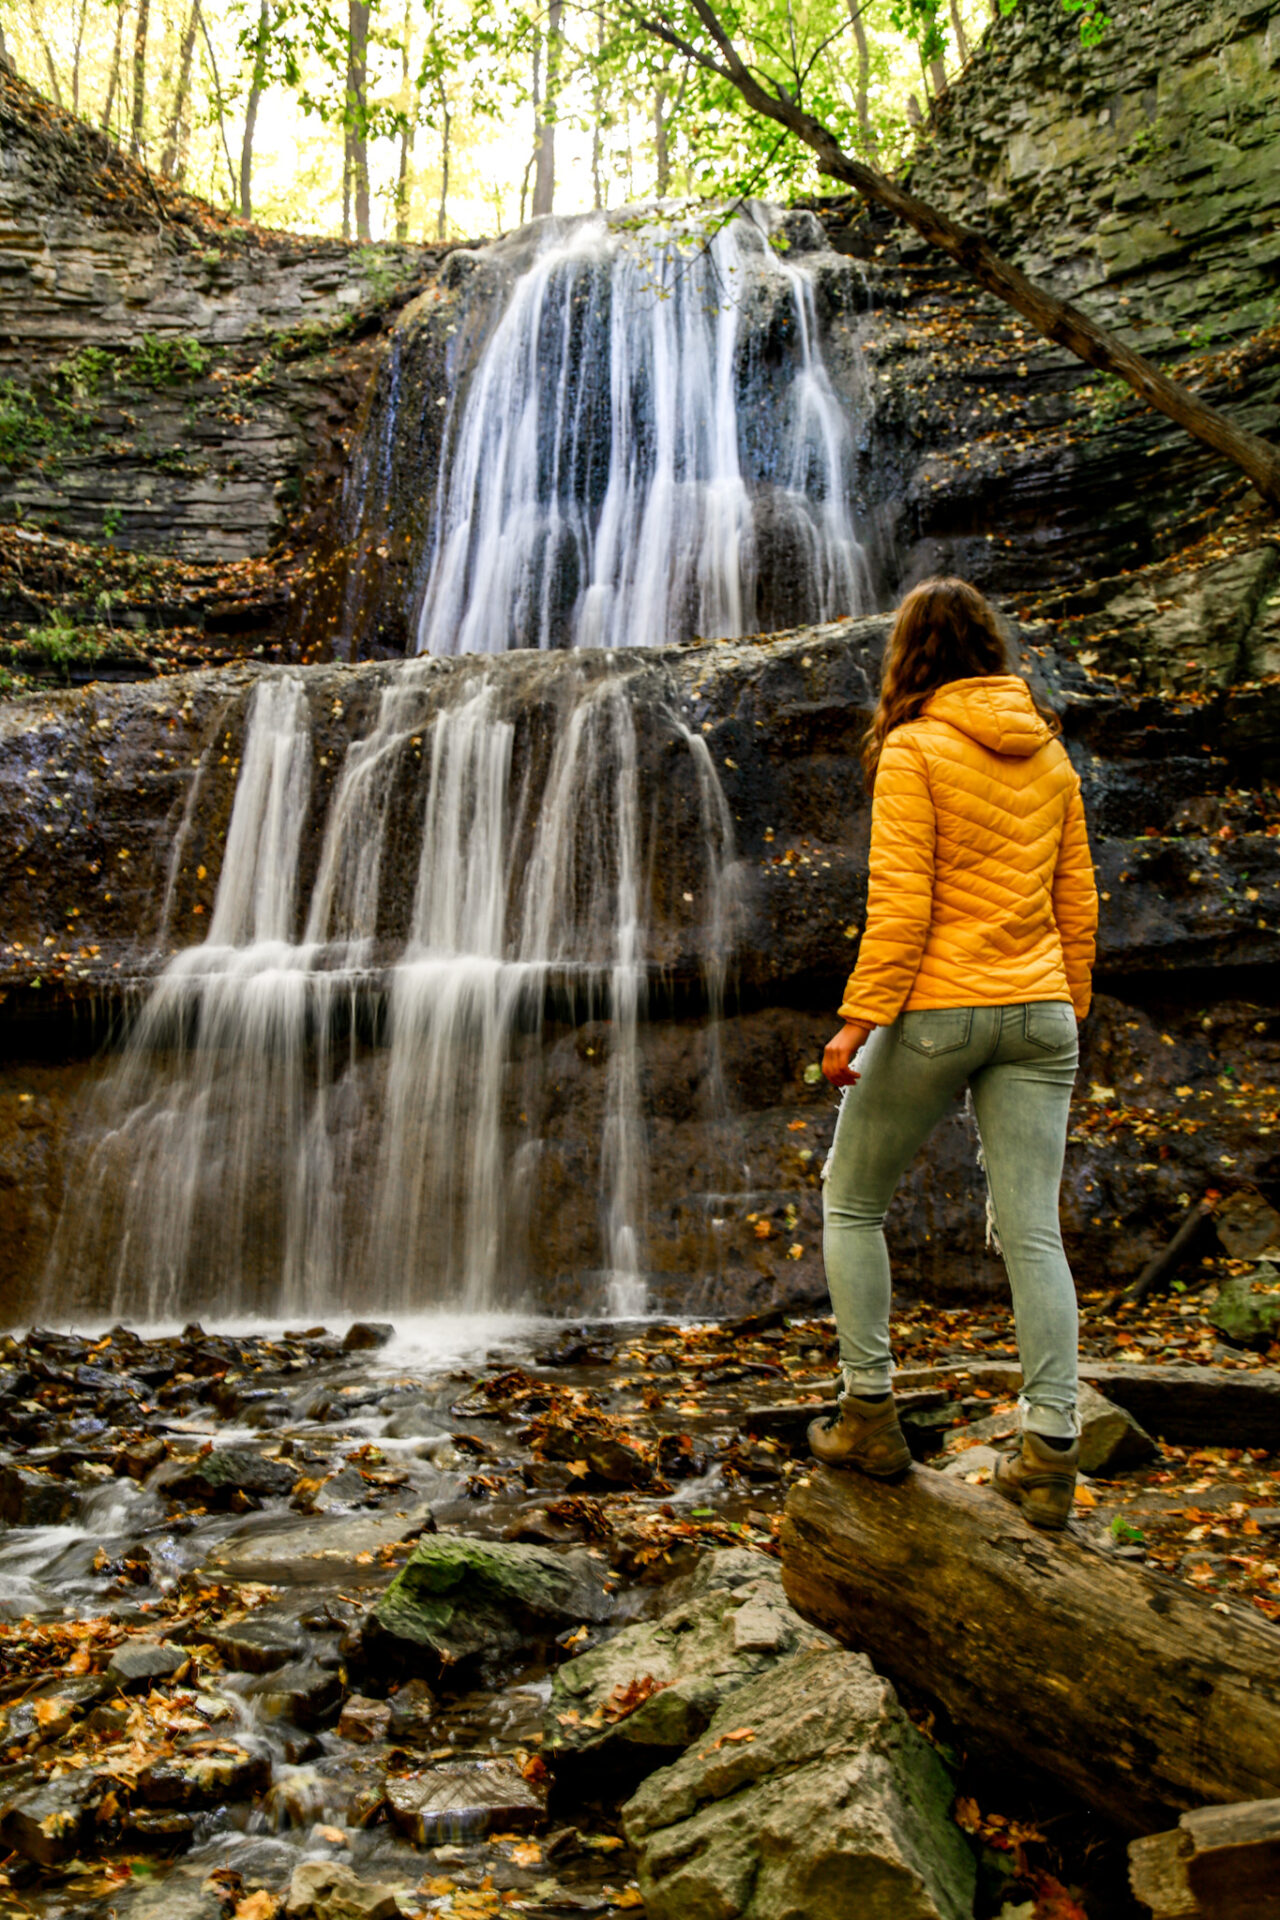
[0,1289,1278,1919]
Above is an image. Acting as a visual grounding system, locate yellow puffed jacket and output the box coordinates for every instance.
[839,675,1098,1027]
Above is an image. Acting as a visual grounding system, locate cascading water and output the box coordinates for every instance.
[351,202,872,658]
[52,653,739,1323]
[52,202,873,1324]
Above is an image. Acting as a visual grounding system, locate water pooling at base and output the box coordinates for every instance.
[50,653,740,1323]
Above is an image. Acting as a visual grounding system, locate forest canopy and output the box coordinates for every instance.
[0,0,1104,243]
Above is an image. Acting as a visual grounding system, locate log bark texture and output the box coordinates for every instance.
[781,1465,1280,1829]
[1129,1798,1280,1917]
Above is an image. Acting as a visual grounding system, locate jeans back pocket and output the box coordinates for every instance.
[899,1009,972,1057]
[1024,1002,1077,1052]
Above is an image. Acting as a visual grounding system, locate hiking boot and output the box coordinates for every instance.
[994,1431,1079,1530]
[808,1392,911,1477]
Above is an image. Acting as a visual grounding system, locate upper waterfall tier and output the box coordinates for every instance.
[341,204,873,658]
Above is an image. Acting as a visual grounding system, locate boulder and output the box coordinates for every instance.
[205,1610,309,1674]
[1076,1383,1158,1475]
[153,1445,299,1509]
[385,1758,545,1845]
[200,1505,433,1585]
[0,1465,76,1527]
[105,1640,189,1688]
[546,1552,837,1791]
[137,1743,271,1808]
[338,1694,393,1744]
[246,1658,344,1729]
[1210,1265,1280,1351]
[365,1534,612,1669]
[386,1677,436,1742]
[343,1322,396,1352]
[623,1647,976,1920]
[0,1777,99,1866]
[286,1859,404,1920]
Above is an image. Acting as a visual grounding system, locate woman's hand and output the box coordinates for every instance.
[823,1020,874,1088]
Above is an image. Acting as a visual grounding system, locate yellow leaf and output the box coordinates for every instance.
[1073,1484,1097,1508]
[508,1841,542,1867]
[233,1894,280,1920]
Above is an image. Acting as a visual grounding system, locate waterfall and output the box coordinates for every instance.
[412,204,870,655]
[52,656,741,1323]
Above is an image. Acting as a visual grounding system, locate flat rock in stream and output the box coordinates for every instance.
[286,1859,405,1919]
[546,1550,836,1791]
[201,1505,433,1584]
[386,1757,546,1844]
[153,1445,300,1509]
[623,1647,976,1920]
[365,1534,612,1669]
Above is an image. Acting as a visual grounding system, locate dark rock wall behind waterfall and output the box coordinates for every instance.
[2,623,1277,1324]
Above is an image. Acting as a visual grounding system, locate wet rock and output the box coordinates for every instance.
[286,1859,404,1919]
[206,1610,309,1673]
[122,1807,200,1849]
[106,1639,189,1687]
[0,1674,107,1744]
[0,1775,100,1866]
[0,1464,76,1526]
[343,1323,396,1352]
[338,1694,393,1743]
[201,1505,433,1584]
[138,1743,271,1807]
[546,1552,836,1791]
[1210,1264,1280,1351]
[939,1445,1002,1483]
[154,1445,299,1509]
[247,1657,344,1728]
[386,1677,436,1742]
[366,1534,613,1670]
[385,1757,545,1845]
[623,1647,976,1920]
[1077,1384,1158,1475]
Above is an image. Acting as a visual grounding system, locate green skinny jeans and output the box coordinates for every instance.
[821,1001,1080,1439]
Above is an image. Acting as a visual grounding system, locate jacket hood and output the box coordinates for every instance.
[922,676,1053,758]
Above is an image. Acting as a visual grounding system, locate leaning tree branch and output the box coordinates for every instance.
[637,0,1280,510]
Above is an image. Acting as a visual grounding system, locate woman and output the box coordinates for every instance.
[809,577,1098,1531]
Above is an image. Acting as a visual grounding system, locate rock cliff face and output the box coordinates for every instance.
[909,0,1280,342]
[1,622,1276,1323]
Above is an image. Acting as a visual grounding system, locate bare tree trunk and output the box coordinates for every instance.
[949,0,971,65]
[906,91,923,127]
[525,25,541,224]
[394,0,412,243]
[642,0,1280,510]
[71,0,89,112]
[532,0,561,217]
[652,80,670,196]
[435,87,451,241]
[131,0,150,155]
[160,3,197,178]
[31,16,64,108]
[195,0,239,207]
[101,1,124,130]
[591,4,605,209]
[239,0,269,222]
[928,53,947,97]
[845,0,876,155]
[347,0,371,241]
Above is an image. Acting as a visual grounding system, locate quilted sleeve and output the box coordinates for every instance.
[1052,778,1098,1019]
[839,733,936,1026]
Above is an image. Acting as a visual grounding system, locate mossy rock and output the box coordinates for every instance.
[366,1534,613,1670]
[1210,1263,1280,1351]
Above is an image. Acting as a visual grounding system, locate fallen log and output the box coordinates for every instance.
[1129,1799,1280,1918]
[781,1465,1280,1830]
[1101,1198,1216,1314]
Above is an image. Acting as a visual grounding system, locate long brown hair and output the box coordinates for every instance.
[861,577,1055,784]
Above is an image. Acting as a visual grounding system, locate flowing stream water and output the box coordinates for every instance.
[54,204,866,1323]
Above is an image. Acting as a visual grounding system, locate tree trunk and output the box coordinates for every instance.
[653,79,670,196]
[845,1,876,155]
[239,0,269,223]
[101,2,124,131]
[160,3,198,179]
[591,6,605,208]
[949,0,971,65]
[928,53,947,95]
[347,0,371,241]
[1130,1801,1280,1920]
[641,0,1280,510]
[195,0,239,207]
[32,18,63,108]
[532,0,561,217]
[395,0,413,243]
[436,95,450,241]
[71,0,89,112]
[131,0,150,155]
[781,1466,1280,1829]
